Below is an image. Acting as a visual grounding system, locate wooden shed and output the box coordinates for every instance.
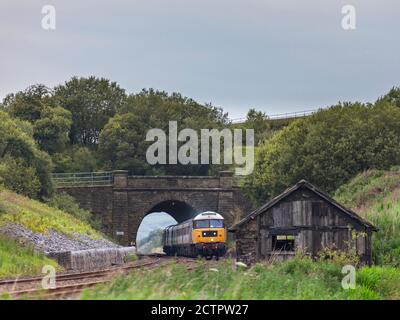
[229,180,377,265]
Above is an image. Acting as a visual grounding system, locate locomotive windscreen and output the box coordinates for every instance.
[194,219,224,229]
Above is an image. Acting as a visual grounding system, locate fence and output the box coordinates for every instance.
[230,109,316,124]
[52,172,113,188]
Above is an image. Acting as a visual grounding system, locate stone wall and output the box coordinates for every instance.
[48,247,136,271]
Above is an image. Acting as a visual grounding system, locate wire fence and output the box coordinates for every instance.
[52,172,113,188]
[52,171,245,188]
[230,109,316,124]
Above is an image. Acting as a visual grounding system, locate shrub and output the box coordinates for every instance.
[317,246,360,267]
[0,157,41,199]
[45,192,102,230]
[0,111,54,198]
[244,102,400,204]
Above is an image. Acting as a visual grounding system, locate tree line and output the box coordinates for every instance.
[0,76,399,204]
[0,77,231,198]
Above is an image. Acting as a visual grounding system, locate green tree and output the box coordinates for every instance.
[237,109,271,145]
[2,84,53,122]
[53,76,126,146]
[2,85,72,155]
[99,89,229,175]
[0,112,54,198]
[376,86,400,108]
[244,102,400,204]
[52,146,97,173]
[33,106,72,154]
[0,156,41,198]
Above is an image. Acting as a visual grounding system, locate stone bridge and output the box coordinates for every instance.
[57,171,253,246]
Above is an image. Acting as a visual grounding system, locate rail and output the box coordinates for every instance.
[52,171,113,188]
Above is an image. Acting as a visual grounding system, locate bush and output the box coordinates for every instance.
[0,111,54,198]
[45,192,102,230]
[354,266,400,299]
[0,157,41,199]
[317,246,360,267]
[52,146,97,173]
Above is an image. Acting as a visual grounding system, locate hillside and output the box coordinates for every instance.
[335,169,400,267]
[0,187,119,278]
[0,235,59,279]
[137,229,164,254]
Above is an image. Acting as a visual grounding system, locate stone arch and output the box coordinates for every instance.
[134,199,198,246]
[57,171,255,246]
[129,192,212,246]
[144,200,198,223]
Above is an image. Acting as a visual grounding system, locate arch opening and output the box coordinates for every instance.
[135,200,197,253]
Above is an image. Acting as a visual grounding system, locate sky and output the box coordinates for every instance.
[1,0,399,118]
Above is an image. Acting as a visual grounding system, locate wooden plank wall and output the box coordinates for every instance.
[236,188,371,263]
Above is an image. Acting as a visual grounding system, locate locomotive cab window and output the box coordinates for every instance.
[272,235,295,252]
[194,219,224,229]
[210,219,224,228]
[194,220,209,229]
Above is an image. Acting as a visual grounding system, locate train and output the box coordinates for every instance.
[162,211,227,259]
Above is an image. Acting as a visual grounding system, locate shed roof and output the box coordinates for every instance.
[229,180,378,232]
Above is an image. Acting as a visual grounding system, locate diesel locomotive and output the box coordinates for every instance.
[162,211,226,259]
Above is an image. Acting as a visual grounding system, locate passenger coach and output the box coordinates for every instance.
[162,212,226,259]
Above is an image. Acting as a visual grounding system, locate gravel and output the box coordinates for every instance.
[0,222,121,254]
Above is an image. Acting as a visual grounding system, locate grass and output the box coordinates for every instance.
[81,169,400,300]
[0,189,101,239]
[0,235,59,279]
[81,257,400,300]
[335,169,400,266]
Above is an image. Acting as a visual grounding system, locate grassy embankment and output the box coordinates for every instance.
[335,169,400,267]
[81,257,400,300]
[82,169,400,300]
[0,188,102,278]
[0,235,58,279]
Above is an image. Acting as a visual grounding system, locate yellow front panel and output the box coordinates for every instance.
[193,228,226,244]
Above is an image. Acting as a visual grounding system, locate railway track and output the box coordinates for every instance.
[0,257,169,299]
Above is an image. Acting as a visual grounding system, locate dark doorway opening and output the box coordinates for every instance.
[272,235,295,251]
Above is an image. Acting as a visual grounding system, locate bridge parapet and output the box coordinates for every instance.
[53,171,236,189]
[126,174,228,189]
[52,171,113,188]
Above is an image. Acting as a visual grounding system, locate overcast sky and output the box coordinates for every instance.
[1,0,399,118]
